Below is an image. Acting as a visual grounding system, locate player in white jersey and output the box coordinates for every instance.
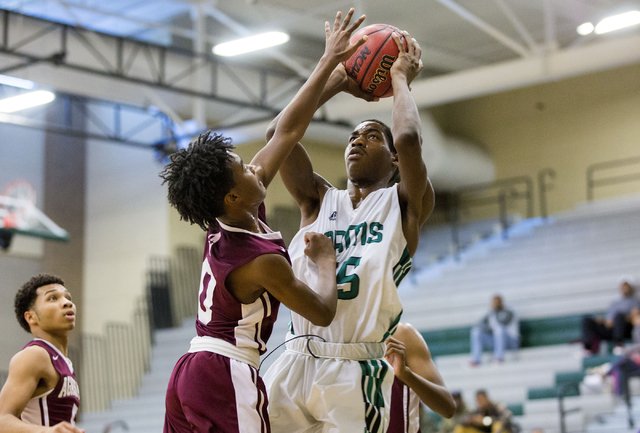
[263,29,435,433]
[386,323,455,433]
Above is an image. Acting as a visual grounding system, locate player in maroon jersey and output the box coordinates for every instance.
[386,323,455,433]
[0,274,83,433]
[160,9,371,432]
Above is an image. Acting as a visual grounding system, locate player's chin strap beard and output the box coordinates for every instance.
[258,334,326,373]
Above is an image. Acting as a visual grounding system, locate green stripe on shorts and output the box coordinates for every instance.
[359,359,389,433]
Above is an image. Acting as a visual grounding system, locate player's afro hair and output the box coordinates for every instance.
[160,131,236,231]
[15,274,65,333]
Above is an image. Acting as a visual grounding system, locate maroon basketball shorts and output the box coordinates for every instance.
[164,351,270,433]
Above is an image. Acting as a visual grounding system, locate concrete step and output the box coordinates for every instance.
[438,356,582,385]
[514,409,584,433]
[435,344,581,368]
[79,414,164,433]
[406,296,613,330]
[417,248,640,292]
[445,369,556,392]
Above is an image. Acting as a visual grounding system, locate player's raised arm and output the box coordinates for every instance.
[251,9,366,189]
[389,31,434,255]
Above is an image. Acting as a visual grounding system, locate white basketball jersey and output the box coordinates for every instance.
[288,185,410,343]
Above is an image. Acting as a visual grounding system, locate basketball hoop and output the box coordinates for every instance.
[0,180,68,250]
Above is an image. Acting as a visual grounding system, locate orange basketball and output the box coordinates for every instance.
[343,24,408,98]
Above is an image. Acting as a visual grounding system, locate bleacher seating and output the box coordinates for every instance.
[400,196,640,331]
[430,345,619,432]
[411,216,519,268]
[410,194,640,432]
[421,314,589,358]
[586,395,640,431]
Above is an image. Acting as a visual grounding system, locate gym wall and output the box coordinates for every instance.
[432,62,640,217]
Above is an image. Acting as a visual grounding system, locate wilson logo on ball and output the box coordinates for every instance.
[366,54,395,94]
[343,23,407,98]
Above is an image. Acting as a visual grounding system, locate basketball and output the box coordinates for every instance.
[343,24,408,98]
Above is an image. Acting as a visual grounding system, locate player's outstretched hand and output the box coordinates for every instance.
[324,8,367,64]
[49,422,85,433]
[390,30,423,86]
[385,336,410,380]
[303,232,336,266]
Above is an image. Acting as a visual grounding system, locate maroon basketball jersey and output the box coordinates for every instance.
[195,203,287,354]
[20,339,80,426]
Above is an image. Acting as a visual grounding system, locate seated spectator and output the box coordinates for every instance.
[581,276,638,356]
[470,295,519,366]
[603,304,640,399]
[439,391,470,433]
[453,390,515,433]
[605,347,640,398]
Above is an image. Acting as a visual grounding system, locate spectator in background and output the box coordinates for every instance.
[439,391,470,433]
[602,294,640,399]
[454,390,514,433]
[581,276,638,356]
[470,295,519,366]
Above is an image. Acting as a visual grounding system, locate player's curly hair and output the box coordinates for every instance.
[15,274,65,333]
[160,131,236,231]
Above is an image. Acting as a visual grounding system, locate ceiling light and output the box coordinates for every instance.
[576,22,594,35]
[0,90,56,113]
[213,32,290,57]
[595,10,640,34]
[0,74,36,89]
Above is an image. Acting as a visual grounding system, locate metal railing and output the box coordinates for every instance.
[169,246,201,327]
[80,297,152,412]
[147,256,173,330]
[450,175,534,256]
[147,247,201,331]
[538,168,555,220]
[79,246,200,414]
[557,383,580,433]
[586,155,640,201]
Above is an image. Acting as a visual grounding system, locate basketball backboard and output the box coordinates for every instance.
[0,195,69,250]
